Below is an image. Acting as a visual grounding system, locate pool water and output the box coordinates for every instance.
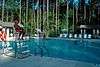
[0,38,100,64]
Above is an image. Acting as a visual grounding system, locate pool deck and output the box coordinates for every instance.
[0,55,100,67]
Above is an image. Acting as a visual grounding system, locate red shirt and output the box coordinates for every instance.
[14,24,22,32]
[0,31,7,41]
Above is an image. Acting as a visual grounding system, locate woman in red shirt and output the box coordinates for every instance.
[0,25,7,42]
[14,19,25,40]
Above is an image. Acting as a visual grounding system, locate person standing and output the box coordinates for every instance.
[0,25,7,54]
[0,25,6,42]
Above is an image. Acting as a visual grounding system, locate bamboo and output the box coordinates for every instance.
[31,9,33,36]
[53,3,55,30]
[37,0,39,34]
[56,0,58,33]
[7,11,8,22]
[2,0,5,23]
[11,11,13,22]
[47,0,49,37]
[98,5,99,24]
[73,3,74,33]
[19,0,21,23]
[76,7,78,24]
[43,0,46,34]
[84,5,86,24]
[89,8,91,24]
[66,1,69,34]
[26,0,28,34]
[43,0,44,32]
[33,0,36,34]
[58,0,60,33]
[39,3,41,31]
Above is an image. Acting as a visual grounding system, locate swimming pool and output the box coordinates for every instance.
[0,38,100,64]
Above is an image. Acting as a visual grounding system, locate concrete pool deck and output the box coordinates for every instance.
[0,55,100,67]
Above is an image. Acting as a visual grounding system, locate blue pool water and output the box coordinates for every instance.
[0,38,100,64]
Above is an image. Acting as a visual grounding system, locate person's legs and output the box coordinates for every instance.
[19,29,25,39]
[18,32,22,39]
[21,31,25,39]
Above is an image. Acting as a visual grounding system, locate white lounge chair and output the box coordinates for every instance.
[69,33,73,38]
[88,34,92,39]
[84,34,88,39]
[79,34,82,38]
[74,34,78,38]
[60,34,67,38]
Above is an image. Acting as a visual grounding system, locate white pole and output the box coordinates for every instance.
[97,29,99,35]
[93,29,95,35]
[2,0,5,23]
[7,28,9,40]
[84,29,86,34]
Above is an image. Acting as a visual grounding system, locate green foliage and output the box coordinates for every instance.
[0,0,75,37]
[59,0,65,4]
[5,0,19,11]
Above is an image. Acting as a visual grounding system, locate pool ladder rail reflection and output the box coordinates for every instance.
[15,40,31,59]
[33,40,49,57]
[3,42,15,57]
